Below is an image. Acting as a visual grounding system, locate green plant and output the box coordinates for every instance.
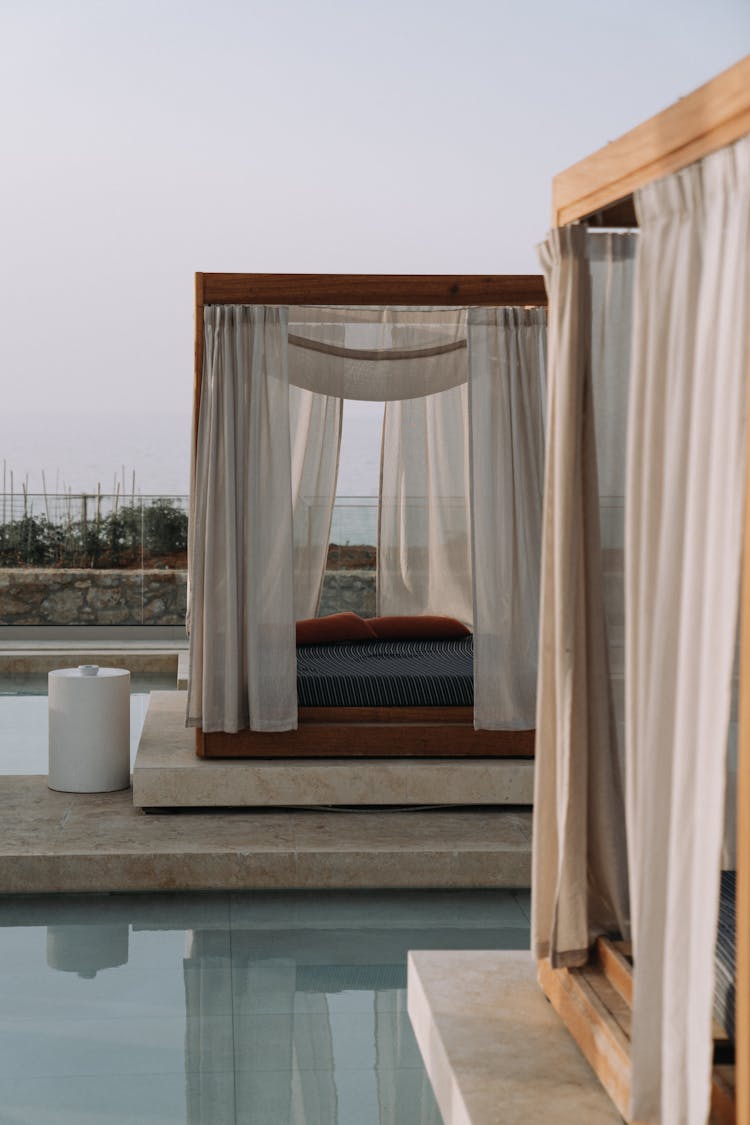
[0,496,188,569]
[143,499,188,557]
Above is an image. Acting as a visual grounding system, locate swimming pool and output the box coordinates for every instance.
[0,888,531,1125]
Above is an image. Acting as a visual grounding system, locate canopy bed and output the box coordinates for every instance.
[188,273,547,759]
[532,54,750,1125]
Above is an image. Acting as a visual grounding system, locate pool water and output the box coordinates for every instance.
[0,695,152,774]
[0,889,531,1124]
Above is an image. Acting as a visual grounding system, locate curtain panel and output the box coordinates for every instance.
[289,385,342,620]
[379,383,472,625]
[531,227,631,967]
[187,305,298,733]
[287,306,468,401]
[188,301,550,737]
[468,307,547,729]
[626,135,750,1125]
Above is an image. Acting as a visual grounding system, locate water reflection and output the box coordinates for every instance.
[47,923,129,978]
[1,892,528,1124]
[184,929,441,1125]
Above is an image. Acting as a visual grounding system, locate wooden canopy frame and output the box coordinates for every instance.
[192,272,547,760]
[540,54,750,1125]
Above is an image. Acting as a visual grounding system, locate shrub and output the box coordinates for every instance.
[0,497,188,569]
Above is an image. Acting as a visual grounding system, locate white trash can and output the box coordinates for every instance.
[48,666,131,793]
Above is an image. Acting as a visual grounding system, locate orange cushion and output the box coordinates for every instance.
[368,615,471,640]
[296,612,376,645]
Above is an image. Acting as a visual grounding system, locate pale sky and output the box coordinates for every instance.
[1,0,749,418]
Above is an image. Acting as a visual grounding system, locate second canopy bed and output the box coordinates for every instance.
[187,274,547,759]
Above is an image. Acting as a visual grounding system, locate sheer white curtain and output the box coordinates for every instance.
[289,384,342,620]
[532,228,630,966]
[379,383,471,623]
[187,304,298,733]
[189,301,550,736]
[626,135,750,1125]
[589,233,638,767]
[468,307,547,729]
[294,304,472,624]
[287,306,467,400]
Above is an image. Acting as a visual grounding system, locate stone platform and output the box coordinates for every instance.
[0,777,531,894]
[132,692,535,809]
[408,951,621,1124]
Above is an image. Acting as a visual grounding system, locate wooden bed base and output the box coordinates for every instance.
[538,943,736,1125]
[196,706,535,758]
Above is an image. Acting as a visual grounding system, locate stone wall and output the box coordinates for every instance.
[319,570,376,618]
[0,568,375,626]
[0,569,187,626]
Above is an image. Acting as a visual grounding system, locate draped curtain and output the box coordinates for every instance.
[626,134,750,1125]
[187,305,298,732]
[379,383,472,624]
[189,302,548,735]
[289,385,342,620]
[532,227,631,965]
[287,306,467,401]
[468,307,547,729]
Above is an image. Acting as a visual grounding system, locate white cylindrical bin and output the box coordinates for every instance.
[48,667,131,793]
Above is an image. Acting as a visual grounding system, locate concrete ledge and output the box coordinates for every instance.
[407,951,622,1125]
[0,777,531,893]
[133,692,536,809]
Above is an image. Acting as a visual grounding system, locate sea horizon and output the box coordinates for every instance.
[0,404,383,499]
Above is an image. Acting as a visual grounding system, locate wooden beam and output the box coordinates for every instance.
[538,956,632,1120]
[552,53,750,227]
[584,197,638,229]
[200,272,547,307]
[596,937,633,1007]
[540,952,737,1124]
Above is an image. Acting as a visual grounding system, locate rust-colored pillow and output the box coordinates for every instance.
[296,612,376,645]
[368,615,471,640]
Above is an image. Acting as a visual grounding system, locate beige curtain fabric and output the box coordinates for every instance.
[468,307,547,729]
[589,233,638,768]
[378,383,472,624]
[626,135,750,1125]
[532,227,630,967]
[289,384,342,619]
[287,306,467,400]
[187,304,297,733]
[188,301,550,735]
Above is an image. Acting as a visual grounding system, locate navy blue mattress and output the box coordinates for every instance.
[714,869,736,1045]
[296,636,473,708]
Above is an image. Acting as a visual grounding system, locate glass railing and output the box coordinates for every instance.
[0,494,189,627]
[327,497,378,572]
[0,493,475,626]
[0,493,189,571]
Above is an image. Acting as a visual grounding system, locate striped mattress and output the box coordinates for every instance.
[296,636,473,708]
[714,869,736,1045]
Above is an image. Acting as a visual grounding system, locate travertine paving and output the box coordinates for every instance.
[0,776,531,893]
[408,951,622,1124]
